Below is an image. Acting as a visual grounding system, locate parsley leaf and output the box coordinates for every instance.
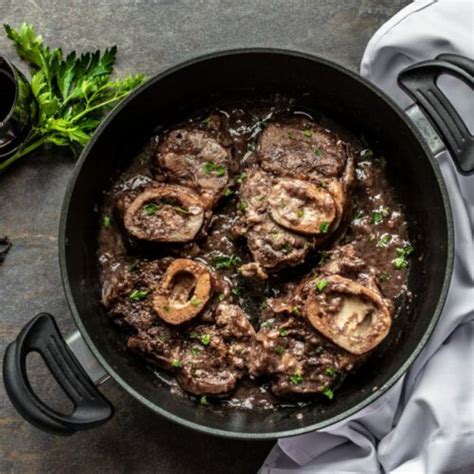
[171,359,181,368]
[1,23,146,173]
[275,346,285,355]
[371,207,389,225]
[322,387,334,400]
[315,279,329,292]
[289,373,303,385]
[143,203,159,215]
[202,161,226,176]
[376,234,392,248]
[319,221,330,233]
[129,289,149,301]
[102,215,112,228]
[212,254,241,269]
[392,244,414,269]
[190,296,202,307]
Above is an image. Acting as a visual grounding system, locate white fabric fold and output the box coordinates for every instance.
[261,1,474,472]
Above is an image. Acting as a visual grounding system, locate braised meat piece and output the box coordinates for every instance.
[102,258,171,331]
[249,312,360,398]
[256,120,353,180]
[156,128,232,209]
[233,118,355,278]
[123,184,206,243]
[128,303,256,396]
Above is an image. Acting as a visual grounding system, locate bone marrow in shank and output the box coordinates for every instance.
[124,184,205,243]
[304,275,392,355]
[153,259,213,324]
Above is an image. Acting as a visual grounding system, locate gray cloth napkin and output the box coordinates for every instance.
[260,1,474,472]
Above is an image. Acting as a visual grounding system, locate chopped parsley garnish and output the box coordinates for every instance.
[200,395,209,406]
[314,148,322,156]
[377,234,392,248]
[352,209,364,221]
[231,286,240,296]
[325,367,336,377]
[212,254,241,269]
[236,172,247,183]
[279,328,288,337]
[202,161,226,176]
[129,289,149,301]
[290,373,303,385]
[261,320,273,329]
[239,201,248,212]
[223,188,234,197]
[282,243,292,254]
[371,207,389,225]
[297,208,305,218]
[143,203,159,215]
[190,296,202,307]
[200,334,211,346]
[319,221,330,233]
[171,359,181,368]
[217,293,225,301]
[291,306,300,316]
[379,271,391,281]
[191,347,202,356]
[315,279,329,292]
[303,129,313,137]
[360,148,374,160]
[392,244,414,269]
[322,387,334,400]
[102,215,112,228]
[275,346,285,355]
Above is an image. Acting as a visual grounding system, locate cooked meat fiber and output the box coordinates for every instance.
[256,120,353,180]
[128,303,256,396]
[156,128,232,209]
[234,118,354,277]
[123,184,206,243]
[249,312,360,398]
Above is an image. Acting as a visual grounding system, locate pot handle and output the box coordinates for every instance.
[3,313,114,436]
[398,53,474,175]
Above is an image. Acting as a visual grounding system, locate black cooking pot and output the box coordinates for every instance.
[3,50,473,439]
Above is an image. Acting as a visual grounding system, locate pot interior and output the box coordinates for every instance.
[62,51,451,438]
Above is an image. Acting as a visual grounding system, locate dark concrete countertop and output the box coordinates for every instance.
[0,1,409,472]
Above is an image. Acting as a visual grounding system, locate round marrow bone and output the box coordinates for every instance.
[268,178,337,235]
[304,275,392,355]
[153,259,212,324]
[124,184,205,242]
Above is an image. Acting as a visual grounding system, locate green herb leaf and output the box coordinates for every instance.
[289,373,303,385]
[291,306,300,316]
[322,387,334,400]
[303,129,312,137]
[325,367,336,377]
[102,215,112,228]
[191,347,202,356]
[392,244,414,269]
[202,161,226,176]
[200,395,209,405]
[314,148,322,156]
[143,203,159,215]
[236,172,247,183]
[171,359,181,368]
[1,23,147,174]
[200,334,211,345]
[212,254,241,269]
[315,279,329,292]
[371,207,389,225]
[376,234,392,248]
[223,188,234,197]
[190,296,202,307]
[239,201,248,212]
[279,328,288,337]
[217,293,225,301]
[296,209,305,218]
[275,346,285,355]
[319,221,330,233]
[129,289,149,301]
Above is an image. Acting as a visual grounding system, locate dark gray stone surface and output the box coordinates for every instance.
[0,1,410,472]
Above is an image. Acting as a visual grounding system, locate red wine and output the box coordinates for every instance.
[0,70,15,122]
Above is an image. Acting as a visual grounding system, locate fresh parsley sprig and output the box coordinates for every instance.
[1,23,147,172]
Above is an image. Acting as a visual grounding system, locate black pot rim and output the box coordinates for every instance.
[59,48,454,440]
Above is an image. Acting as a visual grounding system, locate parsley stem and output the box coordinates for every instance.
[0,135,48,173]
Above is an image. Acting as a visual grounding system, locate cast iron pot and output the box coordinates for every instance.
[3,50,473,439]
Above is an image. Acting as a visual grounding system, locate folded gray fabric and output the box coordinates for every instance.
[261,1,474,472]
